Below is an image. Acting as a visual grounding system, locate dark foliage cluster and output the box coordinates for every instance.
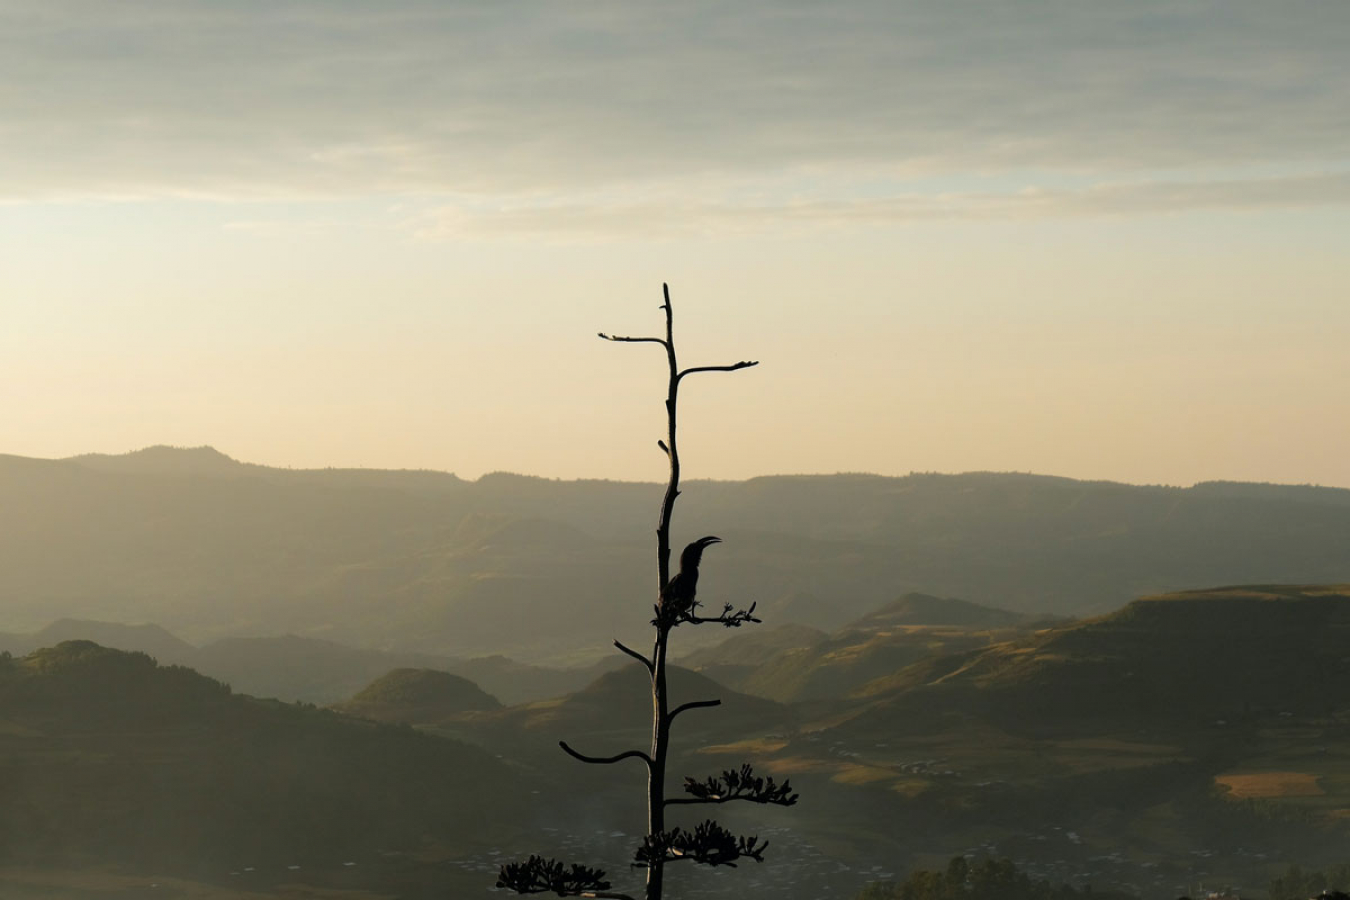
[496,855,612,896]
[634,819,768,869]
[1269,864,1350,900]
[855,856,1136,900]
[682,763,797,806]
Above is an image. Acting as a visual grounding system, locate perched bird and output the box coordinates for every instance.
[659,536,722,622]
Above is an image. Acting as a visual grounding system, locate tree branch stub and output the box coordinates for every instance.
[558,741,653,768]
[668,698,721,721]
[613,639,654,672]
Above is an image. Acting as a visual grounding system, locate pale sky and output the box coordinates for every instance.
[2,1,1348,486]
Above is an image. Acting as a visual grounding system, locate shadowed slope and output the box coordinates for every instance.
[0,641,528,876]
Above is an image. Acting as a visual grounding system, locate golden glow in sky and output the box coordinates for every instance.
[3,2,1348,486]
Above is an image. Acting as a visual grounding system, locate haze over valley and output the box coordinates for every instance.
[5,446,1350,666]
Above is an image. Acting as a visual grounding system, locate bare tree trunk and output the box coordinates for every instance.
[647,283,679,900]
[647,628,669,900]
[500,283,769,900]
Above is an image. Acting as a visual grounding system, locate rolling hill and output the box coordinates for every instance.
[840,583,1350,733]
[333,667,502,723]
[679,593,1040,703]
[677,585,1350,895]
[11,587,1350,898]
[442,662,794,755]
[0,621,623,705]
[0,641,532,897]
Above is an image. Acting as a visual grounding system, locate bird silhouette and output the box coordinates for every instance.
[659,536,722,623]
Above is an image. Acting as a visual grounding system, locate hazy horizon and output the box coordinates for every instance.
[18,442,1350,492]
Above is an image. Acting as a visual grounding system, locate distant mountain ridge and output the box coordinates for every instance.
[5,445,1350,661]
[841,592,1033,632]
[0,618,197,665]
[67,444,250,476]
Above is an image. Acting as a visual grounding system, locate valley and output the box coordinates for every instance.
[5,585,1350,898]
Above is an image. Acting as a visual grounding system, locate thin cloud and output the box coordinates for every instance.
[411,170,1350,239]
[2,1,1347,211]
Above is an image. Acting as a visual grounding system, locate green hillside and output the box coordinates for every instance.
[334,667,502,724]
[681,594,1037,703]
[667,585,1350,895]
[848,584,1350,730]
[10,589,1350,897]
[736,626,999,704]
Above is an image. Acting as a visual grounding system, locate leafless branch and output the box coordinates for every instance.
[559,741,653,768]
[613,639,655,673]
[598,332,668,347]
[684,601,760,628]
[676,361,760,382]
[668,698,721,722]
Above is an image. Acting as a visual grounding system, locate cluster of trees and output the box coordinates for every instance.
[855,857,1134,900]
[1268,864,1350,900]
[859,858,1350,900]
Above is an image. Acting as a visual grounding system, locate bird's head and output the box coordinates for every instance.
[680,536,722,570]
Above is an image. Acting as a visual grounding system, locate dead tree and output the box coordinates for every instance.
[497,284,798,900]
